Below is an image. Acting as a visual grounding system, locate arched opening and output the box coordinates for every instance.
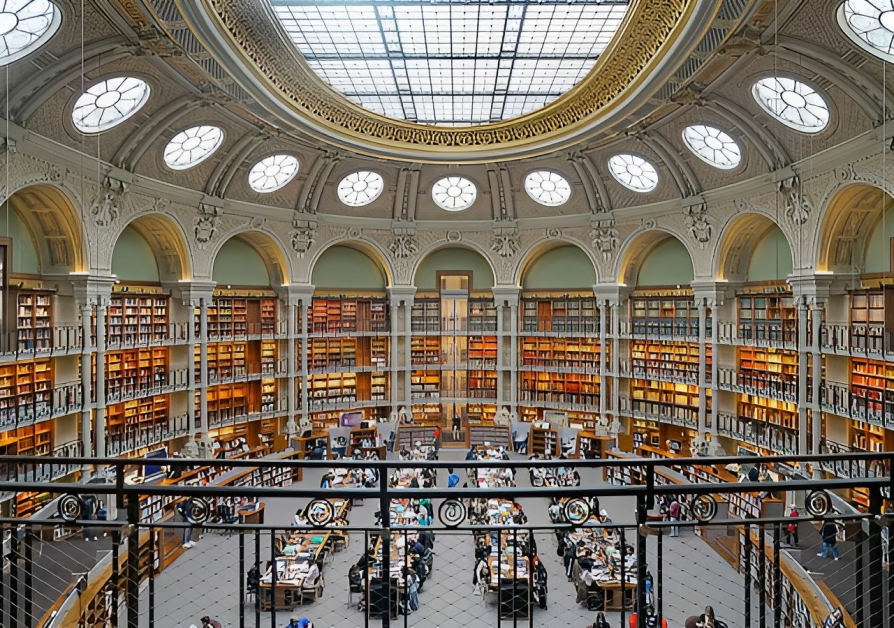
[112,226,159,282]
[414,247,495,292]
[0,200,41,276]
[818,184,894,273]
[716,214,793,283]
[864,206,894,275]
[5,184,85,273]
[213,237,272,287]
[311,246,388,290]
[111,214,191,282]
[636,236,694,287]
[521,245,596,290]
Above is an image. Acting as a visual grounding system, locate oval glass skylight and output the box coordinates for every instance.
[682,125,742,170]
[72,77,151,134]
[839,0,894,63]
[607,154,658,193]
[248,154,300,193]
[0,0,60,67]
[338,171,385,207]
[525,170,572,206]
[752,77,829,133]
[270,0,631,125]
[164,126,224,170]
[432,176,477,211]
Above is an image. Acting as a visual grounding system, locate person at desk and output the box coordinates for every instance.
[578,558,603,611]
[200,617,222,628]
[465,447,478,461]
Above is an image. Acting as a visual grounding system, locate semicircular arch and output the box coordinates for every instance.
[108,212,193,282]
[615,228,695,287]
[411,243,497,291]
[304,239,393,287]
[714,212,793,282]
[515,239,599,289]
[816,183,894,273]
[209,228,291,286]
[6,183,86,273]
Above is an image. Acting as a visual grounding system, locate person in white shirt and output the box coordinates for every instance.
[304,560,320,586]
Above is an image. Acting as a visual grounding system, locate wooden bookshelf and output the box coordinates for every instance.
[15,291,52,351]
[202,383,251,426]
[308,373,356,407]
[737,294,796,343]
[520,297,599,333]
[631,418,660,449]
[410,298,440,333]
[529,424,560,456]
[737,347,798,401]
[411,337,441,366]
[520,371,599,406]
[469,370,497,399]
[204,342,247,380]
[468,336,497,368]
[410,371,440,400]
[0,359,52,423]
[850,288,894,353]
[850,358,894,423]
[410,402,441,424]
[310,297,387,334]
[106,396,169,450]
[521,337,600,369]
[467,402,496,424]
[102,347,169,400]
[200,295,276,339]
[630,295,703,337]
[574,432,613,458]
[13,490,53,518]
[106,295,169,345]
[736,394,799,454]
[630,340,703,383]
[469,298,497,332]
[631,379,704,426]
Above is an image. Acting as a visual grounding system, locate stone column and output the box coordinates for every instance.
[388,287,417,415]
[277,285,314,431]
[492,287,521,416]
[178,281,216,447]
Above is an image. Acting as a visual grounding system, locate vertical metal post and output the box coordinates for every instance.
[149,527,156,628]
[868,491,885,627]
[636,495,647,628]
[24,526,33,625]
[364,530,370,628]
[379,470,391,628]
[743,525,751,628]
[620,527,627,628]
[888,521,894,627]
[254,528,261,628]
[0,527,6,627]
[773,523,781,628]
[856,528,864,626]
[270,529,277,628]
[758,524,766,628]
[111,527,120,627]
[657,531,663,626]
[239,531,245,628]
[497,526,503,628]
[127,497,140,628]
[9,531,18,626]
[403,529,408,628]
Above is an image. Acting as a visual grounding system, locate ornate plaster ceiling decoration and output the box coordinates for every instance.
[162,0,728,162]
[0,0,60,66]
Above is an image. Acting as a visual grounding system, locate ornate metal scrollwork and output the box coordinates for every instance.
[306,499,335,526]
[806,490,832,517]
[439,499,468,528]
[58,494,85,522]
[691,495,718,522]
[562,498,592,526]
[183,497,211,524]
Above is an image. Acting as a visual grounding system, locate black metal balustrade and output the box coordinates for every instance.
[0,453,891,628]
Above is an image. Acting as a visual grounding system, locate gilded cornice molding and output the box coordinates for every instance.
[175,0,718,162]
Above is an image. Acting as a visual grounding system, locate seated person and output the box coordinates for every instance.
[285,618,313,628]
[293,509,310,527]
[304,559,320,586]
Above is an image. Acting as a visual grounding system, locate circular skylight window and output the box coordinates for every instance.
[0,0,60,67]
[338,171,384,207]
[525,171,572,207]
[248,154,300,193]
[432,176,477,212]
[752,77,829,133]
[607,154,658,193]
[163,126,224,170]
[72,77,151,134]
[682,125,742,170]
[839,0,894,63]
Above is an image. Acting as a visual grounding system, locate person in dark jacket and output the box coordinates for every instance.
[817,518,841,560]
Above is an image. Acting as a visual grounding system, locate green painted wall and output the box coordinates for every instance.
[866,207,894,273]
[415,248,495,290]
[112,226,159,282]
[522,246,596,289]
[212,238,270,286]
[0,202,39,274]
[747,226,793,281]
[312,246,386,289]
[637,237,694,286]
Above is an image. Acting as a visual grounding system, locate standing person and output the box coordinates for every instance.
[786,504,799,546]
[432,426,442,459]
[668,498,681,537]
[452,413,462,441]
[818,518,841,560]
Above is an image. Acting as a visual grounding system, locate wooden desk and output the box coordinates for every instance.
[601,581,635,611]
[260,532,330,611]
[238,503,264,524]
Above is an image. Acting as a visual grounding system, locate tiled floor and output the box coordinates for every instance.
[140,452,760,627]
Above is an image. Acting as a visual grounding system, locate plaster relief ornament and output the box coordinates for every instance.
[683,204,713,246]
[194,205,221,249]
[290,227,317,258]
[491,233,519,258]
[590,220,619,261]
[389,234,418,259]
[91,190,120,227]
[782,183,813,226]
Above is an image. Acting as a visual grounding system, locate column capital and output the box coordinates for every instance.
[787,272,846,305]
[276,283,315,305]
[491,286,521,307]
[69,274,116,306]
[387,285,417,307]
[690,279,738,307]
[593,283,632,307]
[170,280,217,307]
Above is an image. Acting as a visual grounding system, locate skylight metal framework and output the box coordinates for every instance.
[270,0,630,126]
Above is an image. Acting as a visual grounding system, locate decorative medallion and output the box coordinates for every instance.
[194,204,221,249]
[389,234,418,259]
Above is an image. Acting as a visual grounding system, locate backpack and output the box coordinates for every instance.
[645,615,659,628]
